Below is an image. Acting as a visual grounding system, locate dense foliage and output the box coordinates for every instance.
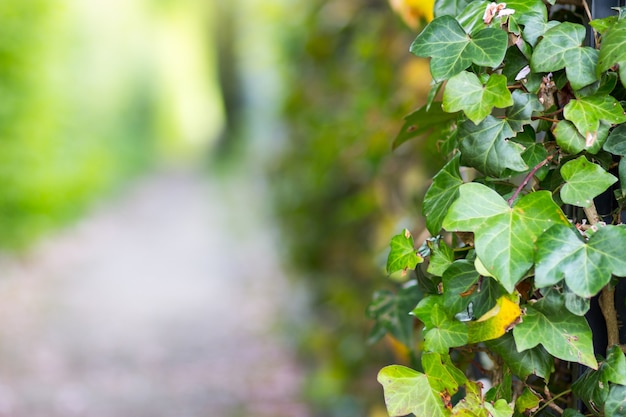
[373,0,626,415]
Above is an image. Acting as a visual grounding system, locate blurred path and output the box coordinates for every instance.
[0,168,309,417]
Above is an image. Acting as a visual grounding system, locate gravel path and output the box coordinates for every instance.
[0,168,309,417]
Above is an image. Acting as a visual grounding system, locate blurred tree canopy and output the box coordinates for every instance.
[0,0,221,249]
[270,0,435,415]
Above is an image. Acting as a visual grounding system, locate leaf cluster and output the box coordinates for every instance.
[374,1,626,416]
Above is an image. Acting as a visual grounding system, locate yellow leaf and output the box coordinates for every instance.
[388,0,434,29]
[467,295,522,343]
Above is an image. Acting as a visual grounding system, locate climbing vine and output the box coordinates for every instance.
[370,0,626,415]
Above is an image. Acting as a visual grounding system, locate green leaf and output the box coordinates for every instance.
[422,352,467,394]
[455,0,490,34]
[423,154,464,234]
[535,224,626,297]
[427,239,455,276]
[523,19,560,47]
[377,365,448,417]
[564,285,591,316]
[515,388,540,413]
[387,229,424,275]
[513,291,597,368]
[564,95,626,138]
[603,345,626,385]
[506,91,542,132]
[442,260,480,315]
[598,18,626,86]
[485,333,554,379]
[393,103,458,150]
[452,380,486,416]
[410,15,508,82]
[606,385,626,417]
[434,0,472,18]
[443,183,569,293]
[485,400,514,417]
[503,0,548,34]
[443,72,512,125]
[412,295,443,329]
[590,16,619,35]
[560,156,618,208]
[442,260,506,323]
[366,283,421,346]
[604,124,626,155]
[530,23,599,90]
[554,120,609,155]
[424,303,468,353]
[458,116,527,177]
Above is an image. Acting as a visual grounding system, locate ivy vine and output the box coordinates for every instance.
[370,0,626,415]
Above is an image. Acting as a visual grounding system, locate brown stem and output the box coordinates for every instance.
[531,116,560,123]
[583,204,601,225]
[600,286,621,348]
[507,157,552,206]
[585,203,621,348]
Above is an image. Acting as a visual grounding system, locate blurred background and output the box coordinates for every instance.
[0,0,434,416]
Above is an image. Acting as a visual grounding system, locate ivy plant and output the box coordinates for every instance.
[371,1,626,415]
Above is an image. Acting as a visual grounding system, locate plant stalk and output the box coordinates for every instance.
[584,203,621,348]
[507,158,551,206]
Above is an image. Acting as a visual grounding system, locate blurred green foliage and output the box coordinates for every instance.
[0,0,220,249]
[0,1,157,248]
[270,1,435,415]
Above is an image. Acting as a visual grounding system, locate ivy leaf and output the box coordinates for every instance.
[443,183,569,293]
[563,95,626,139]
[377,365,448,417]
[387,229,423,275]
[455,0,490,34]
[423,154,464,235]
[424,303,468,353]
[590,16,619,35]
[422,352,467,394]
[442,260,479,316]
[530,22,599,90]
[513,291,597,369]
[427,239,455,276]
[606,385,626,417]
[597,18,626,86]
[554,120,609,155]
[535,225,626,298]
[467,295,521,343]
[412,295,443,329]
[604,124,626,156]
[560,156,618,208]
[485,333,554,380]
[564,285,591,316]
[434,0,472,18]
[443,72,512,125]
[366,283,421,346]
[485,400,514,417]
[572,345,626,412]
[523,19,560,47]
[393,103,458,150]
[442,260,506,324]
[504,0,548,34]
[515,388,540,414]
[452,380,485,416]
[410,15,508,82]
[458,116,527,177]
[506,91,543,132]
